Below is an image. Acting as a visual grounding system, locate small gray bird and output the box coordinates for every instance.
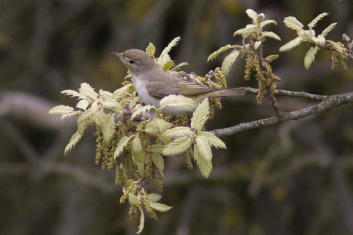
[115,49,245,115]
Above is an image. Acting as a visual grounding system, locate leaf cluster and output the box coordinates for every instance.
[49,37,229,234]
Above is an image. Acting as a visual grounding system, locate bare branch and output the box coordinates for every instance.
[211,91,353,137]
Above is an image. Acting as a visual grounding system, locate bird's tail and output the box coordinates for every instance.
[201,87,246,98]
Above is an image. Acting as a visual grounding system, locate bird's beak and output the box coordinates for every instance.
[112,52,124,61]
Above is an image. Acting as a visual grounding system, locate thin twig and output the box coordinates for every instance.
[245,87,330,101]
[211,91,353,137]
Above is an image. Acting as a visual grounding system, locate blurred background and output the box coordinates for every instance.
[1,0,353,234]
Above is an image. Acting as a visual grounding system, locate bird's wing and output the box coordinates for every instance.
[177,79,217,96]
[146,73,217,99]
[146,78,180,99]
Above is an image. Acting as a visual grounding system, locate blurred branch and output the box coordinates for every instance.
[212,90,353,137]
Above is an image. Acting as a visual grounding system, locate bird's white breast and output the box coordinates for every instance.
[132,77,160,107]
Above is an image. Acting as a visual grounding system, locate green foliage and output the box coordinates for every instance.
[280,13,348,70]
[50,37,231,233]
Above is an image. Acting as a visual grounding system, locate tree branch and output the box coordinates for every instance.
[211,91,353,137]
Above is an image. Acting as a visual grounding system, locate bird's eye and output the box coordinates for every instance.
[128,60,135,64]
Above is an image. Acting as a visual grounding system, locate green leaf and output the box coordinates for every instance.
[102,115,115,143]
[221,50,240,76]
[207,44,234,62]
[320,23,337,37]
[262,31,281,41]
[304,46,319,70]
[159,95,196,111]
[163,126,193,138]
[49,105,74,116]
[152,153,164,171]
[191,98,209,131]
[254,41,262,50]
[79,83,98,101]
[162,60,174,71]
[308,12,328,29]
[112,84,134,99]
[246,9,258,21]
[150,144,165,154]
[283,16,304,32]
[233,24,257,38]
[162,136,192,156]
[76,99,90,110]
[198,131,226,149]
[260,20,277,28]
[136,161,144,177]
[160,36,181,57]
[77,111,93,134]
[146,43,156,57]
[279,37,303,52]
[132,136,145,163]
[61,89,85,99]
[149,202,172,212]
[147,193,162,202]
[114,135,133,159]
[64,132,82,155]
[99,90,113,100]
[194,145,212,178]
[195,135,212,161]
[136,206,145,234]
[145,118,173,136]
[129,193,141,206]
[157,53,171,68]
[171,62,189,71]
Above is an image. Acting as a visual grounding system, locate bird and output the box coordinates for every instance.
[115,49,245,115]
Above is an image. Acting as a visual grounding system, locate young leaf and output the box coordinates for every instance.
[327,40,343,54]
[162,136,192,156]
[262,31,281,41]
[304,46,319,70]
[132,136,145,163]
[320,23,337,37]
[129,193,141,206]
[171,62,189,71]
[147,193,162,202]
[136,161,144,177]
[254,41,262,50]
[136,206,145,234]
[77,111,93,134]
[246,9,258,22]
[61,89,85,99]
[149,202,172,212]
[221,50,240,76]
[102,115,115,143]
[160,95,196,111]
[114,135,133,159]
[195,135,212,161]
[194,145,212,178]
[162,60,174,71]
[79,83,98,101]
[99,90,113,100]
[207,45,234,62]
[157,53,171,68]
[197,131,226,149]
[279,37,303,52]
[145,118,173,136]
[64,132,82,155]
[49,105,74,116]
[308,12,328,29]
[76,99,90,110]
[152,153,164,171]
[112,84,134,99]
[191,98,209,131]
[146,43,156,57]
[260,20,277,28]
[163,126,193,138]
[160,36,181,57]
[283,16,304,32]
